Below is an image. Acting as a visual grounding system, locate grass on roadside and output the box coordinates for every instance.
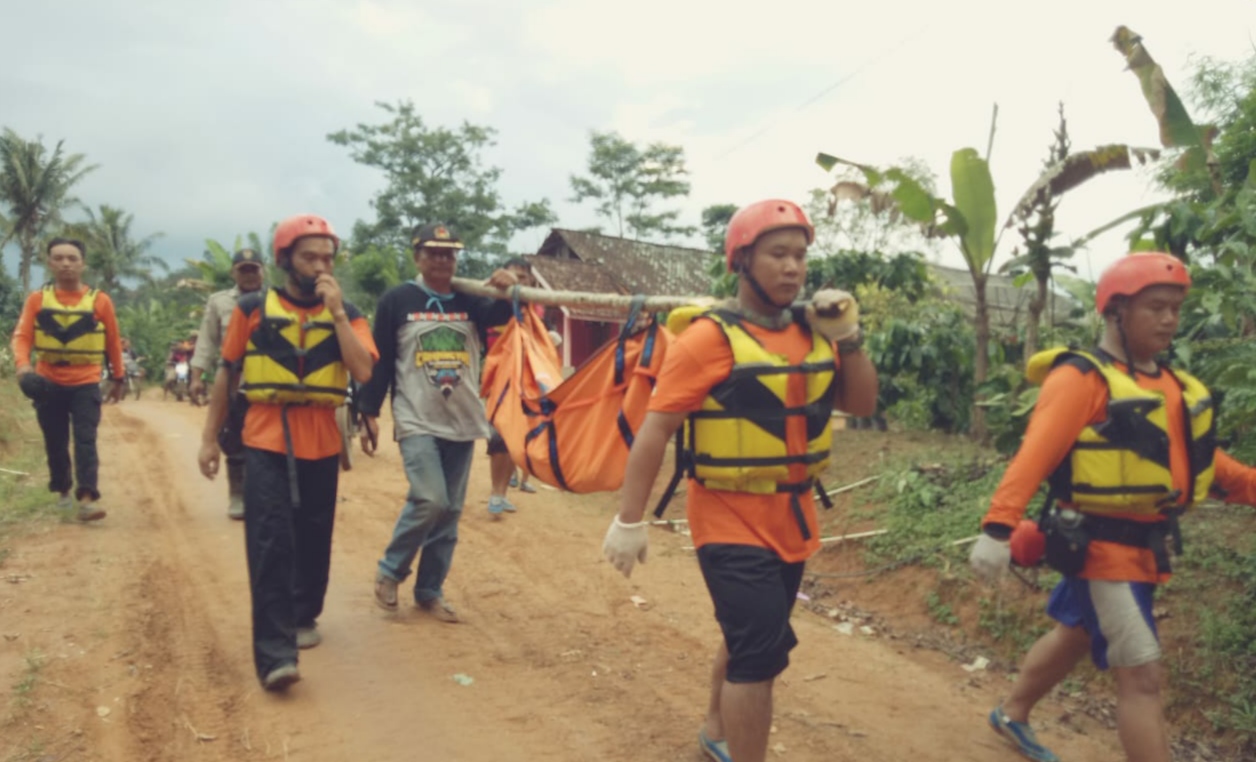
[0,381,62,564]
[10,650,46,711]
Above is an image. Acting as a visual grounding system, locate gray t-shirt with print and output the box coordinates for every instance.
[357,279,513,442]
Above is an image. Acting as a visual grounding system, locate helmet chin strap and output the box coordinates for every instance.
[1115,313,1139,379]
[280,257,318,298]
[738,252,793,312]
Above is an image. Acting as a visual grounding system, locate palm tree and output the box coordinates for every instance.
[71,205,167,292]
[185,233,267,292]
[0,129,97,290]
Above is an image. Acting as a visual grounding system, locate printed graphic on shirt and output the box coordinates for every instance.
[415,325,470,398]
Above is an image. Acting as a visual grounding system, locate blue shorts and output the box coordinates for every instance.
[1046,578,1160,669]
[696,544,805,683]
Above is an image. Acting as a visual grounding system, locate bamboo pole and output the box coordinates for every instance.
[450,277,714,313]
[825,474,881,498]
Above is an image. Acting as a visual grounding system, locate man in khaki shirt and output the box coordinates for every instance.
[191,247,264,519]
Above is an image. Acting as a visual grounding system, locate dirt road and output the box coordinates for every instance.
[0,398,1124,761]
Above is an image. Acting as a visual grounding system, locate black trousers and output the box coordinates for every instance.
[34,382,102,501]
[243,447,339,679]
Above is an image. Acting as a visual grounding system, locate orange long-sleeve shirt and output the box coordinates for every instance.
[983,361,1256,583]
[11,286,125,386]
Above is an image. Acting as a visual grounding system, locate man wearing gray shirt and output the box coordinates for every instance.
[190,247,264,519]
[358,223,519,622]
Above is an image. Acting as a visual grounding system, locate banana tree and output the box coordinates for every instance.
[817,146,996,437]
[185,233,268,292]
[1111,25,1221,197]
[818,136,1160,437]
[1002,105,1161,356]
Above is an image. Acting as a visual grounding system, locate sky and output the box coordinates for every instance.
[2,0,1254,286]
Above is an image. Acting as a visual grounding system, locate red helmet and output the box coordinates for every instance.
[1009,519,1046,567]
[272,214,340,262]
[1095,252,1190,314]
[724,199,814,272]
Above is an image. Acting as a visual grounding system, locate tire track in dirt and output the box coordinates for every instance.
[4,397,1128,761]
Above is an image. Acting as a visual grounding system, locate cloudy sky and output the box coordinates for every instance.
[2,0,1253,283]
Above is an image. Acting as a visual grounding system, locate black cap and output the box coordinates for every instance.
[411,223,464,250]
[232,248,262,267]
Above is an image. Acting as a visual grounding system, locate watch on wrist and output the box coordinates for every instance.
[836,326,864,356]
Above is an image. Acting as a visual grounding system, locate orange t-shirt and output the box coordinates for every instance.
[983,360,1256,583]
[11,286,124,386]
[220,292,378,460]
[648,316,841,563]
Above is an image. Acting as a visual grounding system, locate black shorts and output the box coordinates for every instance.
[697,543,805,683]
[486,426,508,456]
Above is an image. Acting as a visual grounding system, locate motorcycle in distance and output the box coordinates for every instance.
[124,355,144,400]
[99,360,144,402]
[163,360,190,402]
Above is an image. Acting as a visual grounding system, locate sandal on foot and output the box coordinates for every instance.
[698,729,731,762]
[989,707,1060,762]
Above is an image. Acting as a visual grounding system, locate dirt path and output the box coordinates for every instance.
[0,398,1125,761]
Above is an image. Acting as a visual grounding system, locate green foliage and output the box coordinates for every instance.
[328,100,556,255]
[862,456,1005,568]
[1185,338,1256,462]
[569,131,696,240]
[1161,506,1256,750]
[950,148,997,272]
[1111,26,1217,182]
[806,249,930,301]
[341,244,406,316]
[115,297,199,379]
[925,590,959,626]
[0,128,98,291]
[700,203,737,254]
[860,283,976,432]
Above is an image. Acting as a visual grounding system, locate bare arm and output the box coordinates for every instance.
[315,274,373,384]
[334,315,374,383]
[196,365,234,479]
[833,347,878,417]
[617,411,687,523]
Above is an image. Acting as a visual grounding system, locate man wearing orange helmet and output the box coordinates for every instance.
[603,200,878,762]
[969,252,1256,762]
[196,214,377,692]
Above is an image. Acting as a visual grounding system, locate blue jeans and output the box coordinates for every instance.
[377,434,475,604]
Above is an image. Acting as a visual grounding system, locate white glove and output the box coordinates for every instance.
[805,289,860,342]
[602,515,649,578]
[969,533,1011,582]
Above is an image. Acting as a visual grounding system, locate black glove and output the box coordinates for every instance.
[18,373,50,403]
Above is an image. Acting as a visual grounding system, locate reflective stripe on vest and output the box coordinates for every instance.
[239,288,347,407]
[33,286,104,365]
[688,310,836,494]
[1026,347,1216,515]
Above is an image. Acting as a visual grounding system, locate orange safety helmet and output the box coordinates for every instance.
[1009,519,1047,567]
[1095,252,1190,314]
[723,199,814,273]
[272,214,340,262]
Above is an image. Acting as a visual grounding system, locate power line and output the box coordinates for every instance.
[710,22,933,162]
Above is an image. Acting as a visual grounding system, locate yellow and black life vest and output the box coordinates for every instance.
[239,288,347,407]
[686,309,837,495]
[1026,347,1216,515]
[33,286,105,365]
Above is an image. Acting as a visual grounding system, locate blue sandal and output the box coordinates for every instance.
[698,729,731,762]
[989,707,1060,762]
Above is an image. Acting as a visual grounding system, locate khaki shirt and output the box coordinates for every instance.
[191,287,245,373]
